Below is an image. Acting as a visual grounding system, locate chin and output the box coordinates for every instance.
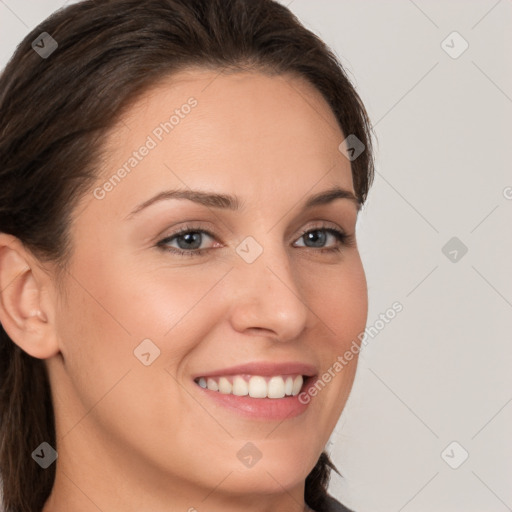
[221,443,319,494]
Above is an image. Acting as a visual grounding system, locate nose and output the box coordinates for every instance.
[228,241,310,342]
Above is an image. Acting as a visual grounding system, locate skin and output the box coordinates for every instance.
[0,69,368,512]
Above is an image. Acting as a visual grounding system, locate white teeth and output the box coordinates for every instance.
[285,376,293,396]
[218,377,232,394]
[292,375,302,396]
[196,374,304,399]
[232,376,249,396]
[268,376,286,398]
[206,378,218,391]
[248,376,267,398]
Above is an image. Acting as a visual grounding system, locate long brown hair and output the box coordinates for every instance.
[0,1,374,510]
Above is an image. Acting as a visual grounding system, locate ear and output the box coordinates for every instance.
[0,233,60,359]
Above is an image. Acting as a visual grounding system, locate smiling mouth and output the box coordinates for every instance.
[193,374,310,399]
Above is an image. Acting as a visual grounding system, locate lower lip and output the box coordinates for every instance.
[193,377,316,421]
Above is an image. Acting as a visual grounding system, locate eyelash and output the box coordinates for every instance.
[156,223,354,258]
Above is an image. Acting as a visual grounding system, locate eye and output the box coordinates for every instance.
[156,225,216,257]
[156,223,354,257]
[294,227,351,252]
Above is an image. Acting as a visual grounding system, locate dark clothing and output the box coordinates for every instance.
[324,493,354,512]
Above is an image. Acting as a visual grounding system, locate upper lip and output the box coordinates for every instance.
[192,361,318,380]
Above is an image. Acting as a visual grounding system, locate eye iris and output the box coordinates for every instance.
[177,232,202,250]
[168,228,337,252]
[305,230,326,247]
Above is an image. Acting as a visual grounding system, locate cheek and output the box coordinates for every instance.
[338,262,368,336]
[53,271,135,418]
[309,253,368,343]
[52,256,214,459]
[304,255,367,420]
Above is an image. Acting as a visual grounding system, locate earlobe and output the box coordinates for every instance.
[0,233,60,359]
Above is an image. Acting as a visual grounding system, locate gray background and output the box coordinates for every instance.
[1,1,511,511]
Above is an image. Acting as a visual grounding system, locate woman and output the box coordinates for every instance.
[0,0,374,511]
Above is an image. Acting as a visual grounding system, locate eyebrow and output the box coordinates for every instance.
[125,185,360,220]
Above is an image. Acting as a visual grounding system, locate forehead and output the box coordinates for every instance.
[88,69,354,217]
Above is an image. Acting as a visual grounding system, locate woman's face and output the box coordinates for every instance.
[47,69,368,508]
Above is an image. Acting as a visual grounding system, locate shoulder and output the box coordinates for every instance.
[323,493,354,512]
